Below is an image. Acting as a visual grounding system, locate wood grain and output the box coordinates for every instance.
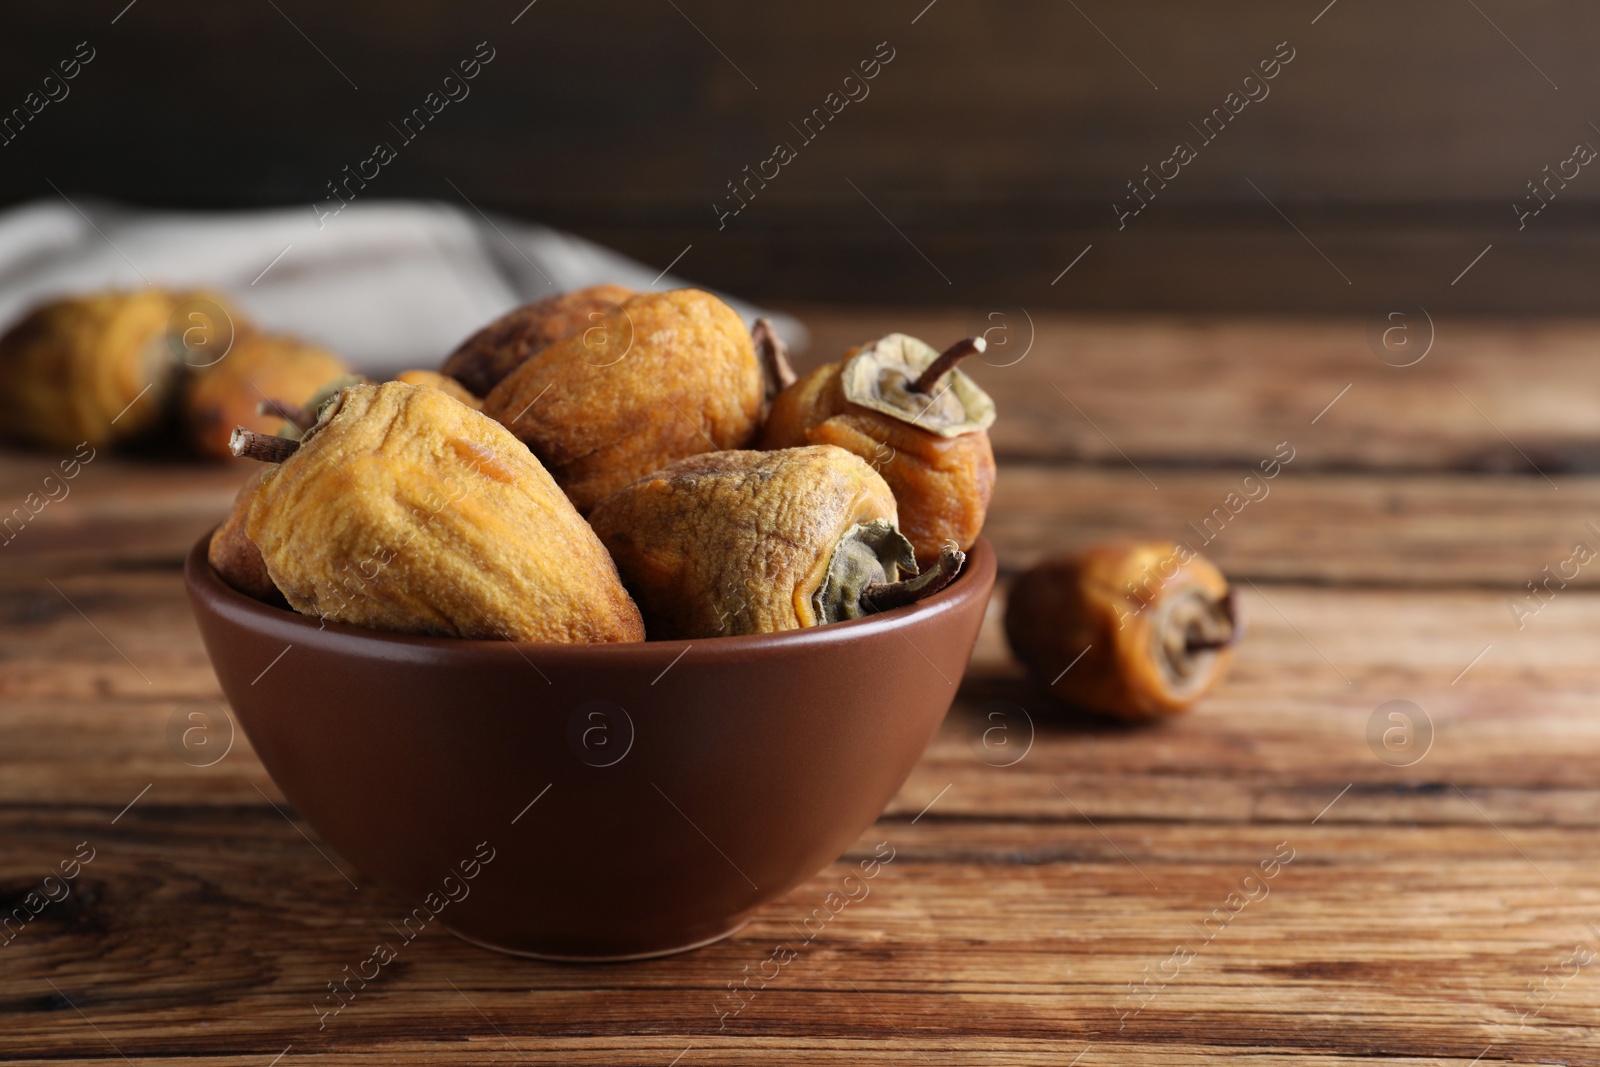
[1,819,1594,1064]
[1,311,1595,1065]
[5,313,1600,588]
[789,310,1600,474]
[5,452,1595,590]
[3,571,1594,815]
[986,465,1596,586]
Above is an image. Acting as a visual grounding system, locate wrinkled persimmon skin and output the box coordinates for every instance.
[484,289,763,514]
[394,369,481,409]
[185,333,350,460]
[588,446,899,639]
[247,381,644,643]
[442,284,634,397]
[208,467,279,602]
[762,361,995,568]
[0,290,199,449]
[1005,543,1234,720]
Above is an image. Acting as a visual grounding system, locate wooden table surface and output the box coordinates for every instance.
[4,308,1599,1065]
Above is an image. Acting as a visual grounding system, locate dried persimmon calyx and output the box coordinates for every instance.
[752,317,797,404]
[814,525,967,624]
[270,375,369,439]
[839,333,997,437]
[812,519,918,624]
[1156,587,1238,692]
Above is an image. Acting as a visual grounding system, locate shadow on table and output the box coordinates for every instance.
[955,675,1158,739]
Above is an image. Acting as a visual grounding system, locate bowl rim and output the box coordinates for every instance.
[185,531,996,661]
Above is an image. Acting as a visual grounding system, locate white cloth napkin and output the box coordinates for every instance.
[0,199,805,376]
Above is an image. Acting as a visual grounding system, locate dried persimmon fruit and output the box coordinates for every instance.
[761,333,995,568]
[1005,542,1237,720]
[394,369,482,409]
[441,283,634,397]
[208,467,280,603]
[483,288,762,513]
[588,445,963,640]
[0,289,239,449]
[184,332,350,460]
[231,380,644,643]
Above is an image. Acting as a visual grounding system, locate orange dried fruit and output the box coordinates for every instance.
[588,445,963,639]
[0,289,239,449]
[232,380,644,643]
[393,369,482,409]
[1005,542,1237,720]
[441,283,634,397]
[183,332,349,460]
[208,468,279,602]
[761,333,996,568]
[482,288,762,513]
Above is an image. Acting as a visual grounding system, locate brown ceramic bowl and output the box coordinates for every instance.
[185,533,995,960]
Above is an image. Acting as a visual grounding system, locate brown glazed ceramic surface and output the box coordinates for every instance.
[184,534,995,960]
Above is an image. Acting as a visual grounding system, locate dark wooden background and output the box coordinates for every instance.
[4,0,1600,312]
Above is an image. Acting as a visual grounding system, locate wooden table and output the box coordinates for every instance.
[4,309,1598,1064]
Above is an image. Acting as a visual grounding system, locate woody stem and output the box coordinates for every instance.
[860,545,966,614]
[752,317,797,399]
[911,337,986,394]
[229,427,300,463]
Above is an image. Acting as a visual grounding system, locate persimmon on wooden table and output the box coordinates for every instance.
[2,310,1597,1065]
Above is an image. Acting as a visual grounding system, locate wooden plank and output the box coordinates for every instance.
[4,572,1596,826]
[0,813,1594,1063]
[3,307,1592,486]
[3,450,1594,589]
[0,453,246,579]
[1,630,1593,1062]
[789,310,1600,473]
[0,309,1594,587]
[986,465,1594,587]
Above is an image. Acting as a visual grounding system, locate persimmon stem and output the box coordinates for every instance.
[1184,590,1239,653]
[229,427,300,463]
[911,337,986,394]
[753,318,797,400]
[861,545,965,614]
[256,397,317,431]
